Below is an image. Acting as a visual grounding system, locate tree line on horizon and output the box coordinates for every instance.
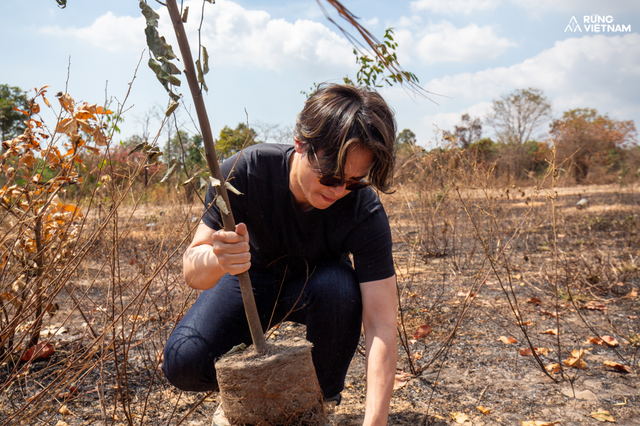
[1,83,639,202]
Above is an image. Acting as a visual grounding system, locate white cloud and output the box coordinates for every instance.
[197,0,353,74]
[40,0,354,76]
[420,33,640,138]
[41,12,146,53]
[410,0,500,15]
[415,21,516,63]
[392,20,515,64]
[509,0,640,15]
[426,34,640,101]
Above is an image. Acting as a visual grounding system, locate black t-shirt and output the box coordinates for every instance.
[202,143,394,284]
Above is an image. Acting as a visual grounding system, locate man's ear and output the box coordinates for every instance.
[294,139,305,154]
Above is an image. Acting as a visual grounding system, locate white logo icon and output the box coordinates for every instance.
[565,16,582,32]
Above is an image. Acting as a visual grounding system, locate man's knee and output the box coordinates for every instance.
[162,333,218,392]
[307,260,362,311]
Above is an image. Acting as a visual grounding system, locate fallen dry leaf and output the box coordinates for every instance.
[476,405,490,415]
[539,308,558,317]
[500,336,517,345]
[622,288,637,299]
[540,329,558,335]
[55,422,70,426]
[519,421,560,426]
[21,343,54,362]
[520,320,534,326]
[627,315,638,319]
[546,363,562,374]
[393,372,411,390]
[526,297,542,305]
[413,324,432,339]
[585,337,605,345]
[589,409,615,422]
[564,348,587,370]
[413,351,423,361]
[519,347,551,356]
[584,301,607,310]
[603,360,632,373]
[602,336,619,347]
[450,412,469,424]
[456,291,475,298]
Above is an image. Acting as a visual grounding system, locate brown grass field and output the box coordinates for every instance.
[1,174,638,426]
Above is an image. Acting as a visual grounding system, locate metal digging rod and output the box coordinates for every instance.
[166,0,267,355]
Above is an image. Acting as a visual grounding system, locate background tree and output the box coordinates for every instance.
[486,88,552,146]
[453,113,482,149]
[0,85,29,142]
[486,88,552,179]
[216,122,261,161]
[550,108,638,183]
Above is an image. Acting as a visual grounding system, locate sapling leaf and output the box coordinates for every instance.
[166,100,179,116]
[199,177,208,190]
[202,46,210,74]
[144,25,177,60]
[209,177,221,187]
[182,175,197,186]
[181,6,189,23]
[159,57,182,75]
[139,0,160,27]
[196,59,208,92]
[225,182,243,195]
[160,162,180,183]
[216,197,230,215]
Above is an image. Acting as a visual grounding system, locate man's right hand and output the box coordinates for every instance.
[211,223,251,276]
[183,222,251,290]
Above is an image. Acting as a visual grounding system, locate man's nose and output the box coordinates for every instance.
[329,183,348,197]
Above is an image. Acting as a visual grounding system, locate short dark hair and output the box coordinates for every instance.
[294,83,397,193]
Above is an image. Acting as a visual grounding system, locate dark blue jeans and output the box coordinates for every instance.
[162,259,362,399]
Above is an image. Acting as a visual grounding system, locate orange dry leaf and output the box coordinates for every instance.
[520,320,534,326]
[526,297,542,305]
[393,371,411,390]
[476,406,490,415]
[622,288,638,299]
[450,412,469,424]
[500,336,517,345]
[603,361,632,373]
[584,301,607,310]
[21,343,54,362]
[546,363,562,374]
[540,329,558,335]
[585,337,605,345]
[520,422,560,426]
[519,347,551,356]
[602,336,619,347]
[589,409,615,422]
[413,351,423,361]
[539,308,558,317]
[456,291,475,297]
[564,349,587,370]
[413,324,432,339]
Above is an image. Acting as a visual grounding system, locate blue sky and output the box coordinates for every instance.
[1,0,639,148]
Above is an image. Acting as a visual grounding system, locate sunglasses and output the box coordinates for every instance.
[310,144,370,191]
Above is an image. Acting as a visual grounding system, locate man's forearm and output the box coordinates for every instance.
[363,328,397,426]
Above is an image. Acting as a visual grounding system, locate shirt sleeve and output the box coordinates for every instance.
[347,205,395,283]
